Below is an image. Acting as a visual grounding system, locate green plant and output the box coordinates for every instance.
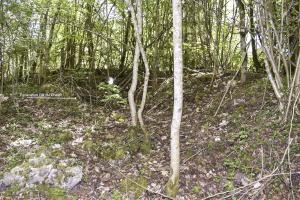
[36,184,69,200]
[192,185,201,193]
[97,82,127,106]
[112,191,122,200]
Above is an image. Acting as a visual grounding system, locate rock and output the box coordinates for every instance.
[0,94,8,104]
[219,120,229,127]
[214,136,221,142]
[161,170,168,177]
[52,144,62,149]
[45,168,62,186]
[28,165,53,186]
[71,137,83,146]
[28,153,47,167]
[61,166,83,189]
[11,139,35,147]
[1,166,25,188]
[0,148,83,191]
[233,98,246,106]
[234,172,250,186]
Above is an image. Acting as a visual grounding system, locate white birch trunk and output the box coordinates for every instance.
[128,0,142,126]
[166,0,183,197]
[126,0,150,131]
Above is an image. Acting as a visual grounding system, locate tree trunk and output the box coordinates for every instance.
[152,0,160,90]
[166,0,183,197]
[128,0,142,126]
[249,0,261,72]
[119,11,131,72]
[0,40,3,93]
[0,0,3,93]
[86,1,95,72]
[45,2,60,76]
[236,0,247,83]
[38,5,49,85]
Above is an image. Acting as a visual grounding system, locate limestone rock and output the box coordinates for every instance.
[61,166,83,189]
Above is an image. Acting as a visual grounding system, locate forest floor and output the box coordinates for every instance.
[1,73,300,199]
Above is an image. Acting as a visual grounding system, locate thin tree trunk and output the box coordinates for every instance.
[38,5,49,85]
[166,0,183,197]
[249,0,261,72]
[152,0,160,90]
[86,1,95,72]
[0,0,3,93]
[236,0,247,83]
[126,0,150,131]
[119,11,131,72]
[45,2,60,76]
[0,41,3,93]
[128,0,141,126]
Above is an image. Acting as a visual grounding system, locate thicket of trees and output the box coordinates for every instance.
[0,0,300,197]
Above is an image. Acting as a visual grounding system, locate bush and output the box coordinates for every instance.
[97,82,127,106]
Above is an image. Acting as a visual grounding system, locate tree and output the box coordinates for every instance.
[236,0,247,83]
[249,0,261,72]
[166,0,183,197]
[128,0,142,126]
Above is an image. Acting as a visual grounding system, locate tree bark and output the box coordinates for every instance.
[45,2,60,76]
[166,0,183,197]
[119,11,131,72]
[38,4,49,85]
[128,0,142,126]
[236,0,247,83]
[249,0,261,72]
[86,0,95,72]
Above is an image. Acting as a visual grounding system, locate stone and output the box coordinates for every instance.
[233,98,246,106]
[1,166,26,188]
[0,149,83,191]
[11,139,35,147]
[1,173,25,188]
[219,120,229,127]
[61,166,83,189]
[28,165,53,186]
[52,144,62,149]
[0,94,8,104]
[71,137,83,146]
[45,168,62,186]
[28,153,47,167]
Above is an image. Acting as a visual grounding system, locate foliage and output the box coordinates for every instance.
[97,82,127,106]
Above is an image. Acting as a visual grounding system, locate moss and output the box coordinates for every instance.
[2,183,21,197]
[112,191,122,200]
[57,131,73,143]
[192,185,202,193]
[36,184,72,200]
[166,175,179,198]
[111,112,125,123]
[139,137,151,154]
[120,176,148,198]
[125,126,152,155]
[83,140,97,152]
[97,144,117,160]
[50,149,65,158]
[6,149,26,171]
[115,148,126,159]
[39,129,73,145]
